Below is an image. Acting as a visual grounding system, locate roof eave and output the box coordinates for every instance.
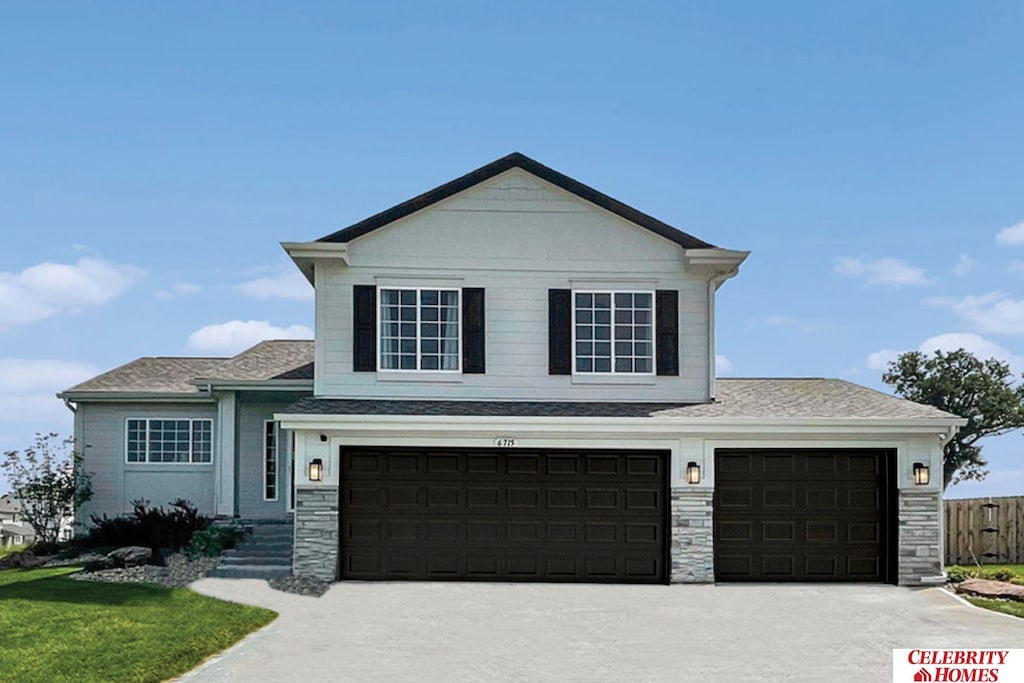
[281,241,349,284]
[57,391,216,403]
[191,379,314,391]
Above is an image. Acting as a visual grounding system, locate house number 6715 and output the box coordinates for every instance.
[494,437,517,448]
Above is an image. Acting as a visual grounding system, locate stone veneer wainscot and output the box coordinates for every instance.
[670,488,714,583]
[898,489,944,585]
[293,486,339,581]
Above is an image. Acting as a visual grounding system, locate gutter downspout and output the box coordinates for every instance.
[707,267,740,401]
[60,396,77,414]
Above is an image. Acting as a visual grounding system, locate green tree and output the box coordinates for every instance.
[1,433,92,548]
[883,348,1024,488]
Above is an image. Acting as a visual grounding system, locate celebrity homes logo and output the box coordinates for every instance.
[893,650,1023,682]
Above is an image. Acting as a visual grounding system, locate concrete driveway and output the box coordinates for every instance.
[180,580,1024,682]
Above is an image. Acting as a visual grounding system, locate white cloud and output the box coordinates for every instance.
[926,292,1024,336]
[865,349,900,371]
[0,257,143,327]
[833,256,929,286]
[186,320,313,355]
[996,221,1024,246]
[865,333,1024,376]
[154,282,202,300]
[235,272,313,301]
[715,354,735,375]
[0,359,98,423]
[952,254,978,278]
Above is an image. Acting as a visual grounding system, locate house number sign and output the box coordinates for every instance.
[494,437,517,448]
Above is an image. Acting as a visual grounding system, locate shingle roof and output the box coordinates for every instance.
[317,152,717,250]
[61,340,314,394]
[283,379,958,422]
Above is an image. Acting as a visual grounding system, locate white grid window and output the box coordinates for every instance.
[264,420,278,501]
[380,288,460,371]
[574,291,653,374]
[126,419,213,464]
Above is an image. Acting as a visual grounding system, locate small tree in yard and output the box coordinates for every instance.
[883,348,1024,489]
[1,433,92,548]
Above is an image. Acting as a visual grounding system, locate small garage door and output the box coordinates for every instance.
[714,449,897,583]
[340,447,668,583]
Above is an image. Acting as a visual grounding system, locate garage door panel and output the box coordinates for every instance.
[341,447,667,583]
[715,448,893,583]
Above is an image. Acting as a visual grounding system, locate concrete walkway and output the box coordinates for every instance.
[180,580,1024,682]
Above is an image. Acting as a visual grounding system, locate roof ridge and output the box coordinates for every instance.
[315,152,717,250]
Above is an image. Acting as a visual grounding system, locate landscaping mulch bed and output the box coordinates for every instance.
[70,553,222,588]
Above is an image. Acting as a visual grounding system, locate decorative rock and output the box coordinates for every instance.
[955,578,1024,602]
[0,550,47,569]
[268,575,332,597]
[72,553,222,588]
[107,546,153,568]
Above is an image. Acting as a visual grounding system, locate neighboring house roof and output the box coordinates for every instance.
[0,522,35,538]
[282,378,960,422]
[316,152,717,250]
[60,340,314,396]
[0,494,21,516]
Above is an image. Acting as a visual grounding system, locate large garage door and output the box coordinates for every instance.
[714,449,896,583]
[340,447,668,583]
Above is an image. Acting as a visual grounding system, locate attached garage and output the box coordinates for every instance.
[339,447,669,583]
[713,448,898,583]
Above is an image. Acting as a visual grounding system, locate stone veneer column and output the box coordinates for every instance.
[292,485,339,581]
[670,487,714,583]
[898,489,944,585]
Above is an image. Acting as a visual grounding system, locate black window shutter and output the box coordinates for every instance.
[656,290,679,376]
[353,285,376,372]
[462,288,485,374]
[549,289,572,375]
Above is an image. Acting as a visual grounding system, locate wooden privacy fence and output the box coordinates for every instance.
[945,496,1024,565]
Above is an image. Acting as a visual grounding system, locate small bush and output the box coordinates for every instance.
[86,499,209,555]
[185,525,247,558]
[946,565,975,583]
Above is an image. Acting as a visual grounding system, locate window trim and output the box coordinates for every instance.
[124,417,214,465]
[263,420,279,501]
[571,289,656,376]
[376,285,463,374]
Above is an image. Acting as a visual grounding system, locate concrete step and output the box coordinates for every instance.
[208,565,292,579]
[235,540,293,551]
[223,547,292,558]
[221,555,292,566]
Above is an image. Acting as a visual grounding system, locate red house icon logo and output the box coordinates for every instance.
[913,668,933,682]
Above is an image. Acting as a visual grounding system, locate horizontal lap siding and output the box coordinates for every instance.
[314,171,711,401]
[236,397,301,520]
[76,402,218,524]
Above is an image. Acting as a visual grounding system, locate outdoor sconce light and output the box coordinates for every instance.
[308,458,324,482]
[913,462,930,486]
[686,461,701,485]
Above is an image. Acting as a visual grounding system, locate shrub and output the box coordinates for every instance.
[185,525,247,558]
[86,499,210,555]
[946,565,975,583]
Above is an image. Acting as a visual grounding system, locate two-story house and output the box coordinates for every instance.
[0,494,36,547]
[61,153,962,585]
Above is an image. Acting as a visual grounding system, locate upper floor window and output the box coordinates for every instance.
[379,287,460,371]
[126,418,213,464]
[573,291,653,374]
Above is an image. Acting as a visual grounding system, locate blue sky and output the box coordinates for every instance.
[1,2,1021,498]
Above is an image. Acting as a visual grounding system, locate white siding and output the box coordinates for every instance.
[75,402,218,524]
[314,169,711,402]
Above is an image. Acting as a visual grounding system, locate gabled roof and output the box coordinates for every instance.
[282,378,961,422]
[61,340,314,396]
[316,152,717,250]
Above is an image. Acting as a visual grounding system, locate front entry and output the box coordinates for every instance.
[339,447,669,583]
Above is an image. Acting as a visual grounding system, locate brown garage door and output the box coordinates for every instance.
[714,449,897,583]
[340,447,668,583]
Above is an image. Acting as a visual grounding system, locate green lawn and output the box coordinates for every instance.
[966,597,1024,619]
[0,567,277,683]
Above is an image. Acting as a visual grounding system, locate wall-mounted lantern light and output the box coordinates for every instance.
[913,462,930,486]
[686,461,701,485]
[309,457,324,482]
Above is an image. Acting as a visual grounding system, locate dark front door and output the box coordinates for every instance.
[339,447,669,583]
[714,448,896,583]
